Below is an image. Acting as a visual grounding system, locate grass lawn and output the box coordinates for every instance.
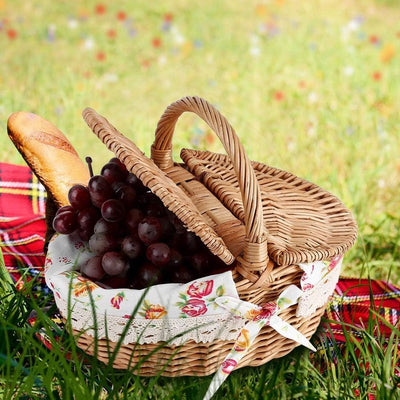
[0,0,399,398]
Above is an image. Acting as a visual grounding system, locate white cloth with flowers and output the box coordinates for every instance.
[45,232,342,347]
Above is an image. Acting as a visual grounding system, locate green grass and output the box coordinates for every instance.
[0,0,400,398]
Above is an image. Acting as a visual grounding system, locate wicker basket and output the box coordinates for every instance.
[54,96,356,376]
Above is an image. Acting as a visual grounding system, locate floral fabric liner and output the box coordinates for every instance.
[45,232,343,349]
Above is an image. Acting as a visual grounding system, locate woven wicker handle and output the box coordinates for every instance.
[151,96,269,270]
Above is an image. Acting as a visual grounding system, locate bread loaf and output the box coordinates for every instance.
[7,111,90,206]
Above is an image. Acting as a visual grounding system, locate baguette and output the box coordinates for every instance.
[7,111,90,207]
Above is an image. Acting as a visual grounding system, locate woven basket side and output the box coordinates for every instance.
[71,303,325,376]
[82,107,235,264]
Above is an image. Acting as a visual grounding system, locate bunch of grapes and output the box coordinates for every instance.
[52,157,231,289]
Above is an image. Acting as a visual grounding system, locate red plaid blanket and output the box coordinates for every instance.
[0,162,47,290]
[1,162,399,353]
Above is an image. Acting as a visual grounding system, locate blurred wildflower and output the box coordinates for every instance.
[162,13,173,31]
[7,28,17,39]
[117,11,127,21]
[82,37,95,50]
[345,126,355,136]
[54,106,64,116]
[164,13,173,22]
[95,4,106,15]
[256,4,268,17]
[380,43,395,63]
[298,80,307,89]
[274,91,285,101]
[343,65,354,76]
[373,100,392,117]
[308,92,318,104]
[378,179,385,189]
[309,42,317,51]
[341,16,363,41]
[250,34,261,56]
[306,121,316,137]
[107,29,116,39]
[372,71,382,81]
[182,41,193,56]
[47,24,56,42]
[193,39,203,48]
[205,132,215,146]
[96,51,106,61]
[142,59,151,68]
[158,55,167,65]
[67,17,78,29]
[171,26,185,45]
[77,8,89,21]
[152,37,162,48]
[369,35,381,46]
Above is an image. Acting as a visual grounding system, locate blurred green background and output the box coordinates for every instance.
[0,0,399,280]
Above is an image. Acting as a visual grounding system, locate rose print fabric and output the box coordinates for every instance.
[45,232,239,321]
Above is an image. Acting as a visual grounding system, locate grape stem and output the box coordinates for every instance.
[85,156,94,177]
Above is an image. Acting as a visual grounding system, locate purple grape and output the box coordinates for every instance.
[115,184,137,208]
[168,264,196,283]
[125,208,144,233]
[93,218,120,236]
[108,157,128,174]
[88,175,114,208]
[101,199,126,222]
[56,205,75,216]
[102,251,129,276]
[52,211,78,234]
[166,249,183,270]
[190,252,211,276]
[121,235,143,259]
[126,172,145,193]
[146,242,171,267]
[136,262,162,287]
[137,216,162,245]
[81,255,106,280]
[88,232,119,255]
[101,162,127,184]
[68,184,91,211]
[77,206,99,232]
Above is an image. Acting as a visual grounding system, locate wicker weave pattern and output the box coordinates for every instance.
[181,149,357,266]
[69,96,357,375]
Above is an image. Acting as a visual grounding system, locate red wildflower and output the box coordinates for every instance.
[369,35,379,45]
[152,37,162,48]
[117,11,127,21]
[142,59,151,68]
[298,80,307,89]
[274,91,285,101]
[7,28,17,40]
[95,4,106,15]
[372,71,382,81]
[96,51,106,61]
[164,13,173,22]
[107,29,116,39]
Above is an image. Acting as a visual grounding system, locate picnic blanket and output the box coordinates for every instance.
[1,162,399,361]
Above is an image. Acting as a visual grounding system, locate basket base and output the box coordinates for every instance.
[71,304,326,377]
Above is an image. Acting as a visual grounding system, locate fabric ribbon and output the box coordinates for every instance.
[203,285,316,400]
